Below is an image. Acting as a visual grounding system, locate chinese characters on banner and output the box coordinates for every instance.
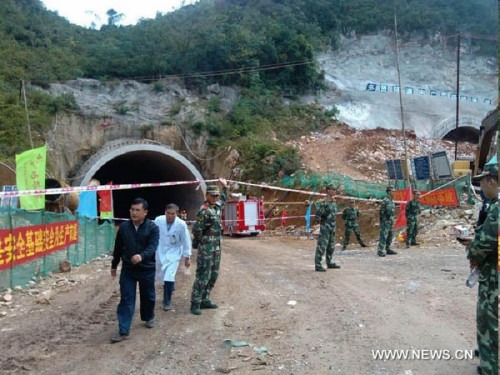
[0,221,78,271]
[15,145,47,210]
[395,188,459,207]
[418,188,459,206]
[393,188,459,229]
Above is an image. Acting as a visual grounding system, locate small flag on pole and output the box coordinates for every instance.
[305,204,312,233]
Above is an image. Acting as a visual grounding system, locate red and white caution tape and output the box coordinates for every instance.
[0,179,219,198]
[227,180,407,204]
[1,176,464,205]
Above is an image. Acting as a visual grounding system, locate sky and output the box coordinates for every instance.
[41,0,195,28]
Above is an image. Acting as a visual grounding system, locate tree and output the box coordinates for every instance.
[106,9,124,26]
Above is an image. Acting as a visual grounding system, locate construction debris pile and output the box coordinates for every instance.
[289,125,477,181]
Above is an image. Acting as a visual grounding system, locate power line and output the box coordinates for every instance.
[21,31,496,85]
[175,125,229,161]
[29,57,326,84]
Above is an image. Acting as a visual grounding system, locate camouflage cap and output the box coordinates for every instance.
[206,185,220,195]
[472,163,498,180]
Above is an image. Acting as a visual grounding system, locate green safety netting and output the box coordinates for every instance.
[282,173,473,202]
[0,207,115,291]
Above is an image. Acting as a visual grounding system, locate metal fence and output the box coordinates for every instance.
[0,207,115,291]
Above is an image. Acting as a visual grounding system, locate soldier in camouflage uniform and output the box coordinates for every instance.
[342,199,367,250]
[466,163,498,375]
[190,180,228,315]
[306,185,340,271]
[377,186,398,257]
[405,190,421,248]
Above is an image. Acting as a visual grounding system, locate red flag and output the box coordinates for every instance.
[394,186,411,229]
[98,182,113,219]
[281,210,287,226]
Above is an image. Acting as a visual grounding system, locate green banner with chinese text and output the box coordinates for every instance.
[15,145,46,210]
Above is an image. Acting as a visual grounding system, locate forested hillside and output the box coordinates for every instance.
[2,0,495,87]
[0,0,496,178]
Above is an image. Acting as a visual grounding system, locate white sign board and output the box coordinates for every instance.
[431,151,452,179]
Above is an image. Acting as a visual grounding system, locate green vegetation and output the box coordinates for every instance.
[0,0,496,180]
[112,101,130,115]
[195,86,335,181]
[1,0,495,91]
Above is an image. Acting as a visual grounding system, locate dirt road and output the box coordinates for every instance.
[0,235,480,375]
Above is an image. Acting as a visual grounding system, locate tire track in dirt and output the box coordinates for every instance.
[0,273,119,374]
[0,237,480,375]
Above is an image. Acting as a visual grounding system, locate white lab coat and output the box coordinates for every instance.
[154,216,192,282]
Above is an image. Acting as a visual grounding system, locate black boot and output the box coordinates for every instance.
[201,300,218,309]
[327,263,341,269]
[190,302,202,315]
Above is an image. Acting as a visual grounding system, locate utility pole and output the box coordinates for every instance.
[394,10,409,186]
[454,33,461,160]
[21,80,34,149]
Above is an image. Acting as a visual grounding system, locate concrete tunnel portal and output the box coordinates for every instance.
[78,143,206,221]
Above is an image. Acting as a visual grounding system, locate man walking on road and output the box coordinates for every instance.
[306,185,340,271]
[341,199,367,250]
[377,186,397,257]
[405,190,421,248]
[466,163,498,375]
[155,203,191,311]
[190,179,228,315]
[110,198,159,343]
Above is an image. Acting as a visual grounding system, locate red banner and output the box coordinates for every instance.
[419,188,459,206]
[395,187,459,207]
[0,220,79,271]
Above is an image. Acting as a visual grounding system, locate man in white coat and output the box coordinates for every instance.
[155,203,191,310]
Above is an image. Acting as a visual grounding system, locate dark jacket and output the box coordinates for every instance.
[112,219,159,271]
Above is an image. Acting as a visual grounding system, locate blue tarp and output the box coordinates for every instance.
[77,191,97,218]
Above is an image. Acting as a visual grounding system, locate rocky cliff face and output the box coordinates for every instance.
[313,33,497,137]
[42,79,240,181]
[40,32,497,181]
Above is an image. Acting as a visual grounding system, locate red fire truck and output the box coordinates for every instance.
[222,196,266,236]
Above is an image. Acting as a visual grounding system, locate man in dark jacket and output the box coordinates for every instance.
[110,198,159,343]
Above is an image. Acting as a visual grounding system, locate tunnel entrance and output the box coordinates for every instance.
[78,142,206,221]
[442,126,480,143]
